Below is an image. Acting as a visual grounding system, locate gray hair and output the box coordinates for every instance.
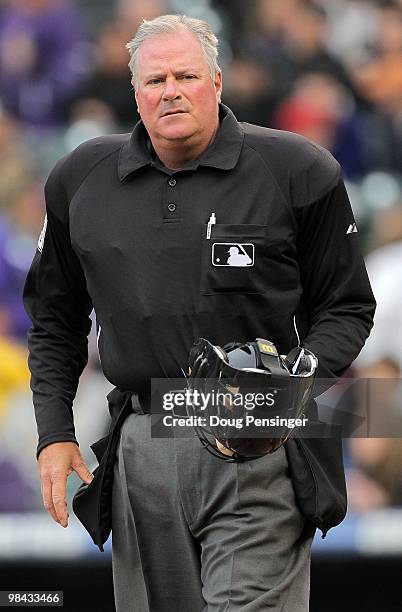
[126,14,220,89]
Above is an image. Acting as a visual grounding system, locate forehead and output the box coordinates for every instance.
[136,28,208,75]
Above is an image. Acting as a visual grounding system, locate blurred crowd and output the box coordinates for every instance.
[0,0,401,515]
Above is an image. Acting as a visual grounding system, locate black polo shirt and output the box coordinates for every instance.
[23,105,375,455]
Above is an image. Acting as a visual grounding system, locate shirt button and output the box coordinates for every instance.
[168,178,177,187]
[167,202,176,212]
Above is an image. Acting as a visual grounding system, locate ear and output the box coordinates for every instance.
[134,88,139,113]
[214,70,222,103]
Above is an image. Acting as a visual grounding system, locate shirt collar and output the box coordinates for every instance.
[118,104,244,181]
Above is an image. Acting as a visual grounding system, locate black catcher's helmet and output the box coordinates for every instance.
[187,338,317,461]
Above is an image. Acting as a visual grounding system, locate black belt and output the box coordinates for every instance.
[130,392,165,414]
[131,392,188,417]
[131,393,150,414]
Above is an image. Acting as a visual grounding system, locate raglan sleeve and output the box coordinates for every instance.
[23,156,93,457]
[294,159,376,389]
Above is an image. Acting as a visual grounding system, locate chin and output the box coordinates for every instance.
[159,127,197,141]
[157,115,197,140]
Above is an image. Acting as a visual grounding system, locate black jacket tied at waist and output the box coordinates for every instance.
[72,388,133,551]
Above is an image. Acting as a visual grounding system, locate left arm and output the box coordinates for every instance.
[295,178,376,386]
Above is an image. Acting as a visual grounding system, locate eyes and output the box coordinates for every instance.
[146,74,197,86]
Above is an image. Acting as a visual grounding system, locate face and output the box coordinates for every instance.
[134,28,222,148]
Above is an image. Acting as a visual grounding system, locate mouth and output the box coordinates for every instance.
[161,109,187,117]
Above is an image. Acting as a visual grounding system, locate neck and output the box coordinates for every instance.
[150,123,220,171]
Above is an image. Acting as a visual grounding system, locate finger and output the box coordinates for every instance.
[41,477,60,525]
[73,460,94,485]
[51,477,68,527]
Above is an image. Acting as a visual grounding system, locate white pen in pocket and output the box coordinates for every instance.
[206,212,216,239]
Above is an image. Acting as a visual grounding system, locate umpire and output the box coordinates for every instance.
[24,14,375,612]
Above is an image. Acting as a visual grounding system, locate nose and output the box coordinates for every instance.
[162,77,180,101]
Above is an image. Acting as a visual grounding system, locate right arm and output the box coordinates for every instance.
[23,157,94,526]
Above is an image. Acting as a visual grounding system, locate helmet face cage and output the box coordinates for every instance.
[187,338,317,462]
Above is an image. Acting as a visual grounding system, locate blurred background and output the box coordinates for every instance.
[0,0,401,610]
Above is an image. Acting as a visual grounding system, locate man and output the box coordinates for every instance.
[24,14,375,612]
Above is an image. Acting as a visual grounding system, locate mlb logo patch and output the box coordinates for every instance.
[212,243,254,267]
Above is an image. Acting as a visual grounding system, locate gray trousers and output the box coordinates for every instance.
[112,411,314,612]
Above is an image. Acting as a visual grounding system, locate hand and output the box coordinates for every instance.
[38,442,94,528]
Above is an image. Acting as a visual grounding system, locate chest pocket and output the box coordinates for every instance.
[201,224,270,295]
